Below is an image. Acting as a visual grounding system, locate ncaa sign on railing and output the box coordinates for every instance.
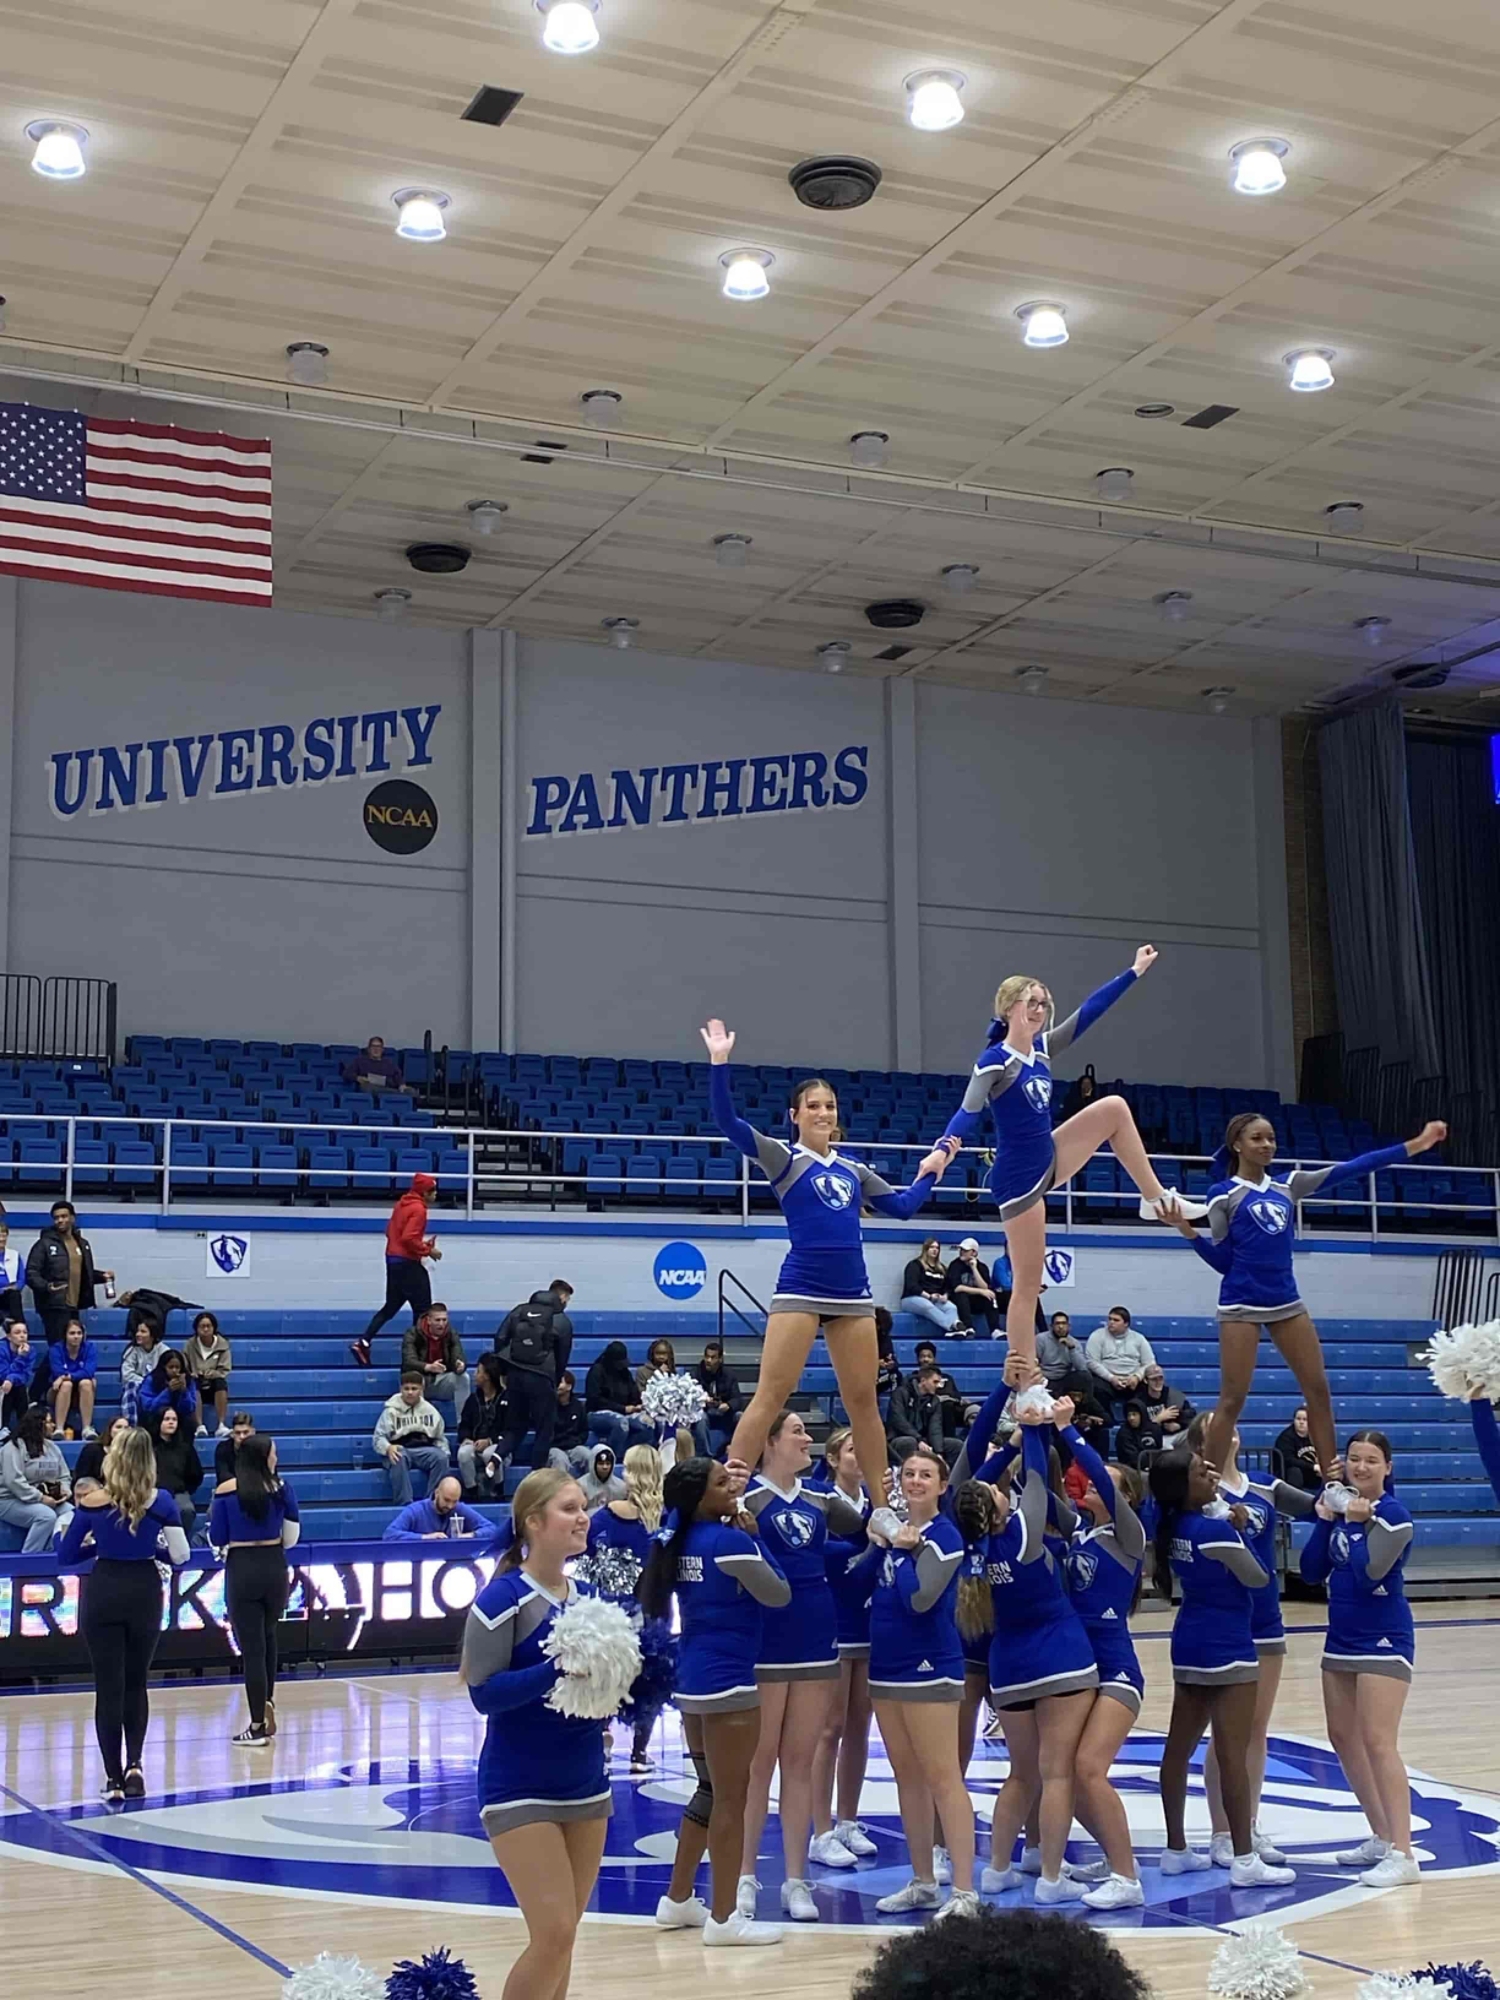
[654,1241,707,1301]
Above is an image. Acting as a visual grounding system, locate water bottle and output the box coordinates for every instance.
[103,1276,116,1301]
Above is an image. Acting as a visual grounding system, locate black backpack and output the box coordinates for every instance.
[502,1301,555,1371]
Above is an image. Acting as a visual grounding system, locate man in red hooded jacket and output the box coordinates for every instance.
[350,1173,442,1366]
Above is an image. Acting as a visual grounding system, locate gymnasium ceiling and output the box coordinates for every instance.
[8,0,1500,717]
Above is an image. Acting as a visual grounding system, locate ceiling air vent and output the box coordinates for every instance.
[874,643,915,662]
[522,441,568,464]
[406,543,471,575]
[789,156,883,210]
[462,86,524,127]
[1391,661,1450,690]
[865,599,926,630]
[1181,404,1239,430]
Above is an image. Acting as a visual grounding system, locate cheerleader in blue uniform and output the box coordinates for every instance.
[808,1428,880,1870]
[703,1018,951,1504]
[1147,1450,1295,1891]
[934,948,1196,1383]
[460,1468,614,2000]
[737,1409,869,1923]
[582,1444,665,1772]
[1171,1112,1446,1481]
[1473,1397,1500,1501]
[639,1456,790,1947]
[861,1443,974,1920]
[1299,1429,1419,1889]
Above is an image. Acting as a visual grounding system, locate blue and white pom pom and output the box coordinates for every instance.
[542,1593,642,1717]
[1426,1321,1500,1403]
[1208,1929,1312,2000]
[1420,1968,1498,2000]
[640,1370,708,1434]
[1356,1979,1453,2000]
[386,1949,481,2000]
[282,1956,386,2000]
[574,1542,644,1601]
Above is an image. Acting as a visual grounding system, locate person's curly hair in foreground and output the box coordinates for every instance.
[851,1906,1153,2000]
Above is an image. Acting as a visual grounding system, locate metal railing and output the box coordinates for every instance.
[718,1268,769,1346]
[0,975,117,1063]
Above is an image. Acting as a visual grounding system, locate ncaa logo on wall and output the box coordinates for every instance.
[654,1242,706,1301]
[206,1232,251,1279]
[1042,1248,1075,1288]
[364,778,439,854]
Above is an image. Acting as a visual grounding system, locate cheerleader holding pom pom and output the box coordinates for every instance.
[1426,1319,1500,1505]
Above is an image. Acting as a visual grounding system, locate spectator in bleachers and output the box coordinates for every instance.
[634,1338,711,1454]
[349,1173,441,1369]
[946,1238,1003,1338]
[584,1339,652,1457]
[48,1318,99,1441]
[184,1311,234,1439]
[382,1473,486,1540]
[1086,1307,1156,1423]
[73,1413,130,1494]
[343,1035,411,1094]
[694,1341,742,1455]
[1038,1312,1090,1397]
[117,1287,196,1347]
[494,1283,574,1471]
[1112,1401,1161,1472]
[26,1200,114,1351]
[0,1222,25,1324]
[139,1350,202,1433]
[400,1302,468,1405]
[1137,1363,1195,1442]
[551,1368,590,1472]
[120,1319,165,1425]
[1272,1406,1322,1491]
[0,1404,73,1549]
[1,1318,38,1436]
[146,1404,206,1539]
[215,1410,256,1485]
[875,1307,901,1413]
[901,1239,965,1334]
[372,1370,451,1504]
[579,1442,626,1510]
[888,1362,955,1465]
[457,1353,508,1497]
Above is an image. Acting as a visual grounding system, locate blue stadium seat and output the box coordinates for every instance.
[114,1139,158,1191]
[257,1143,299,1191]
[352,1147,395,1193]
[663,1153,699,1200]
[587,1152,624,1201]
[210,1141,254,1189]
[72,1139,110,1190]
[626,1155,662,1202]
[307,1145,350,1195]
[17,1138,62,1189]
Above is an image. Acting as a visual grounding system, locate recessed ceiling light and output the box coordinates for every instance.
[26,120,88,180]
[602,616,638,649]
[1202,685,1236,714]
[942,562,979,595]
[1285,348,1335,393]
[714,533,752,569]
[720,247,774,302]
[850,430,890,469]
[1229,138,1289,196]
[1324,500,1364,531]
[1356,615,1392,648]
[1015,664,1048,694]
[374,588,412,623]
[285,341,329,387]
[393,188,450,242]
[1096,467,1134,503]
[1158,590,1194,622]
[817,641,852,673]
[465,500,508,535]
[536,0,600,54]
[1015,301,1068,349]
[580,388,622,427]
[904,70,966,132]
[1134,402,1175,420]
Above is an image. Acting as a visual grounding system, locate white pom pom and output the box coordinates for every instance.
[542,1593,642,1718]
[282,1955,386,2000]
[1426,1320,1500,1403]
[640,1370,708,1433]
[1208,1929,1312,2000]
[1357,1979,1452,2000]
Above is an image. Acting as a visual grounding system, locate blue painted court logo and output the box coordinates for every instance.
[653,1242,706,1301]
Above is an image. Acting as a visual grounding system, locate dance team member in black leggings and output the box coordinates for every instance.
[209,1433,301,1745]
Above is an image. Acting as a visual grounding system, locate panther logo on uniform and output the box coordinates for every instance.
[1023,1075,1052,1115]
[774,1509,815,1549]
[811,1171,855,1211]
[1248,1197,1291,1235]
[1067,1548,1099,1592]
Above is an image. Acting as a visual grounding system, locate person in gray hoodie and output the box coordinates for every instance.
[578,1444,626,1512]
[371,1371,451,1505]
[0,1405,74,1551]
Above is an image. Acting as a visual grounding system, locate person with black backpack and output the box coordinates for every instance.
[493,1282,574,1471]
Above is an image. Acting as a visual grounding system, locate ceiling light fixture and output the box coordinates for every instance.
[1015,301,1069,349]
[1285,347,1335,393]
[1229,137,1289,196]
[1096,467,1134,503]
[817,640,852,673]
[719,247,774,301]
[1202,685,1236,714]
[942,562,979,595]
[285,341,329,387]
[713,533,752,569]
[904,70,966,132]
[374,588,412,623]
[26,120,88,180]
[1158,590,1194,622]
[1324,500,1364,531]
[1134,402,1175,419]
[580,388,622,427]
[536,0,600,54]
[602,616,639,649]
[1356,615,1392,648]
[392,188,450,241]
[849,430,890,469]
[1015,664,1049,694]
[465,500,508,535]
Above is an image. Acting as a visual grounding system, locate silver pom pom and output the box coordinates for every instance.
[1426,1320,1500,1403]
[1357,1981,1453,2000]
[574,1543,643,1600]
[640,1370,708,1433]
[1208,1929,1312,2000]
[281,1956,386,2000]
[542,1593,642,1718]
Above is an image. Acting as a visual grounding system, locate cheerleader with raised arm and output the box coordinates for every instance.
[808,1428,879,1869]
[703,1018,951,1504]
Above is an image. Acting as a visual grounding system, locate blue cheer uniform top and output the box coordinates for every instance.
[1474,1400,1500,1506]
[940,967,1139,1221]
[58,1487,190,1566]
[1191,1146,1408,1322]
[671,1517,790,1714]
[1299,1495,1414,1681]
[583,1504,654,1607]
[815,1484,875,1656]
[742,1475,868,1679]
[709,1064,939,1313]
[979,1425,1098,1706]
[1216,1469,1314,1651]
[460,1569,612,1834]
[1056,1426,1146,1710]
[868,1511,966,1700]
[209,1483,301,1548]
[1166,1509,1267,1685]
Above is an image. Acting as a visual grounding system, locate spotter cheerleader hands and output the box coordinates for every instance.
[934,948,1198,1385]
[703,1018,951,1503]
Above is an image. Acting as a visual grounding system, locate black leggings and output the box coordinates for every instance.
[498,1369,556,1471]
[362,1259,432,1341]
[225,1545,290,1727]
[80,1559,163,1783]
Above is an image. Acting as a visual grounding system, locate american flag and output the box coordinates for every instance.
[0,402,272,606]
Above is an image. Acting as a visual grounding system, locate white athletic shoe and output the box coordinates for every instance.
[1359,1851,1421,1888]
[1209,1833,1235,1868]
[876,1879,941,1914]
[1160,1847,1212,1875]
[735,1874,761,1917]
[1141,1189,1209,1222]
[1321,1482,1359,1516]
[934,1889,982,1921]
[1013,1384,1055,1420]
[1083,1874,1145,1910]
[1034,1873,1085,1905]
[808,1831,858,1869]
[1253,1824,1289,1866]
[195,1423,208,1437]
[932,1845,953,1886]
[655,1893,710,1929]
[82,1426,98,1441]
[780,1877,819,1922]
[835,1819,878,1858]
[1230,1853,1296,1888]
[703,1911,783,1947]
[1336,1835,1390,1868]
[1066,1858,1110,1883]
[1017,1844,1043,1876]
[215,1423,232,1440]
[981,1866,1021,1894]
[868,1508,904,1544]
